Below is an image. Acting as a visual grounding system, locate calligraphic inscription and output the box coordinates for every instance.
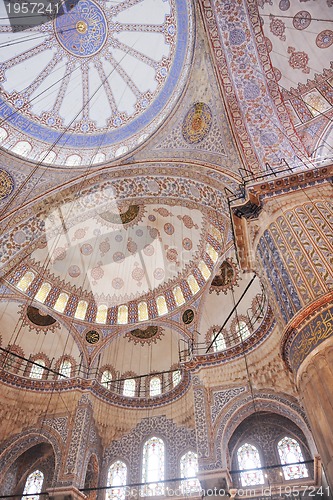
[288,305,333,372]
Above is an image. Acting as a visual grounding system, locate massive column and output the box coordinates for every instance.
[231,164,333,488]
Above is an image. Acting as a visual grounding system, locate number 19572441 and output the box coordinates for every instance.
[6,1,59,14]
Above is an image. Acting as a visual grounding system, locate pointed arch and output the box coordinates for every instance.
[106,460,127,500]
[180,451,200,493]
[142,436,165,495]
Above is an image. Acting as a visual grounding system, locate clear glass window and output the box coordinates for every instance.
[236,321,251,341]
[30,360,45,379]
[211,332,225,352]
[58,359,72,378]
[172,370,181,387]
[101,370,113,389]
[150,377,161,397]
[123,379,135,397]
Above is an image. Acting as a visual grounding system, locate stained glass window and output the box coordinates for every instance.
[211,332,226,352]
[277,437,308,480]
[58,359,72,379]
[106,460,127,500]
[142,437,165,495]
[30,360,45,379]
[22,469,44,500]
[180,451,200,493]
[172,370,181,387]
[150,377,161,397]
[237,443,265,487]
[101,370,113,389]
[236,321,251,341]
[123,378,135,397]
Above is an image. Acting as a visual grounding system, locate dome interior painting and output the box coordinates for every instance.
[0,0,194,164]
[0,0,333,498]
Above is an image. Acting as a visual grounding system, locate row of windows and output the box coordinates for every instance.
[107,441,200,499]
[2,351,181,397]
[101,370,181,397]
[29,359,72,379]
[15,254,215,324]
[20,442,199,500]
[19,436,309,499]
[210,321,251,352]
[237,437,308,487]
[1,351,74,380]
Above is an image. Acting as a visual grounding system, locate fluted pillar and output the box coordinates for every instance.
[231,166,333,488]
[282,310,333,490]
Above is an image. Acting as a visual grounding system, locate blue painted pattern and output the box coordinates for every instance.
[55,0,107,57]
[0,0,191,149]
[257,230,301,323]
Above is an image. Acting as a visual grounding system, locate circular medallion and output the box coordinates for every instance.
[182,102,213,144]
[292,11,311,31]
[182,309,194,325]
[0,169,14,201]
[55,0,107,57]
[316,30,333,49]
[85,330,100,344]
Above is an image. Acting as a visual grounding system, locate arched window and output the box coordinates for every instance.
[211,332,225,352]
[180,451,200,493]
[21,470,44,500]
[1,346,24,373]
[58,359,72,379]
[237,443,264,487]
[101,370,113,389]
[106,460,127,500]
[236,321,251,341]
[150,377,161,397]
[123,378,135,397]
[277,437,308,480]
[2,352,18,371]
[142,437,165,495]
[172,370,181,387]
[30,360,45,379]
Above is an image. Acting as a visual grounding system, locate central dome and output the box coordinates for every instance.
[0,0,194,165]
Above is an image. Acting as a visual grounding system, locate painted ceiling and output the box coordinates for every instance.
[30,201,207,304]
[0,0,193,164]
[0,0,332,403]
